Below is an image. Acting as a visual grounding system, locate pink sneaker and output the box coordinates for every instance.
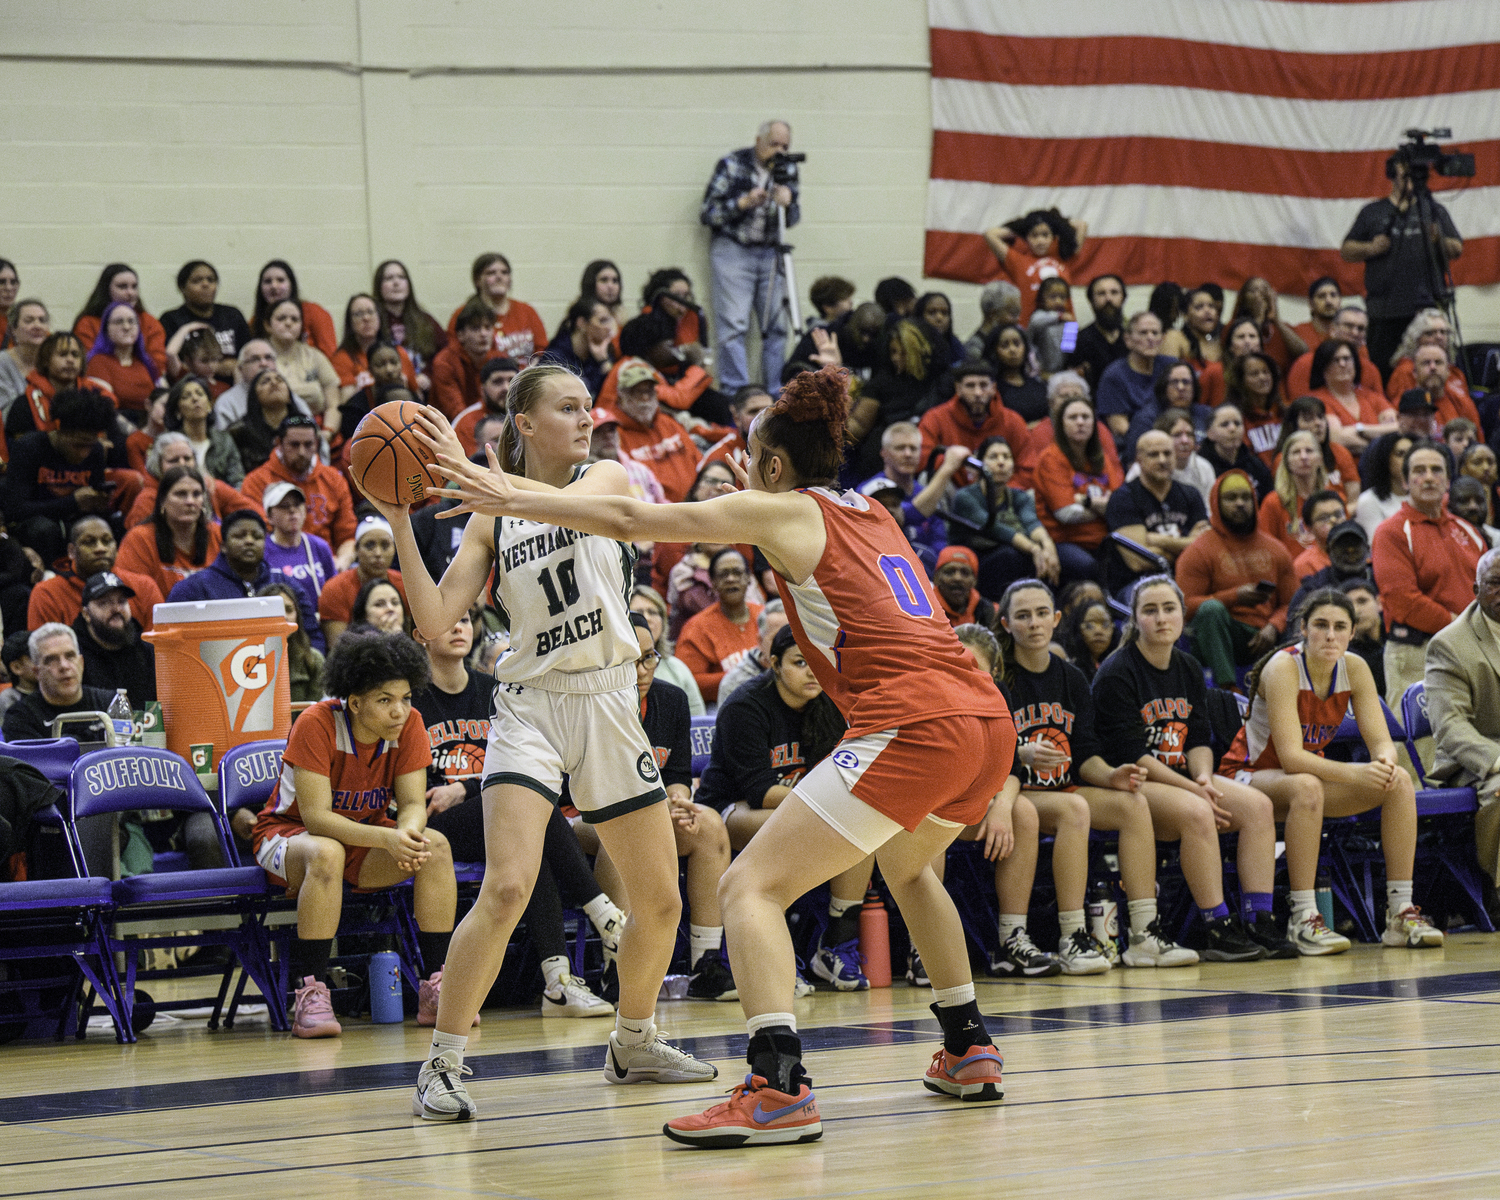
[292,976,341,1039]
[417,969,479,1027]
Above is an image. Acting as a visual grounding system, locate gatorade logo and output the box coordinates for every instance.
[230,644,269,690]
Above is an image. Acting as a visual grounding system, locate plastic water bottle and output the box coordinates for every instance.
[369,951,403,1023]
[1315,869,1336,930]
[1087,881,1121,963]
[108,689,134,747]
[859,890,892,988]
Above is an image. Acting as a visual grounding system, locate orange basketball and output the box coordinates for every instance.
[348,400,443,505]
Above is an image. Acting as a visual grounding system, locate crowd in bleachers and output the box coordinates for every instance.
[2,188,1498,1041]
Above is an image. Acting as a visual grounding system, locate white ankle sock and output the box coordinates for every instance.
[584,894,618,926]
[1289,890,1316,917]
[1387,880,1414,917]
[828,895,859,918]
[1127,898,1158,935]
[428,1029,467,1066]
[747,1011,796,1037]
[932,982,975,1007]
[998,914,1027,942]
[615,1011,654,1045]
[1057,909,1085,937]
[540,955,570,988]
[689,924,723,963]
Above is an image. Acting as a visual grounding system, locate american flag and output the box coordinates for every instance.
[923,0,1500,295]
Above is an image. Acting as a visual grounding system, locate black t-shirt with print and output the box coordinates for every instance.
[1000,654,1105,791]
[1091,641,1212,778]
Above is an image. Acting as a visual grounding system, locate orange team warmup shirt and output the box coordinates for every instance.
[1032,442,1124,550]
[998,242,1069,325]
[251,699,430,887]
[1014,420,1121,491]
[84,354,157,413]
[114,521,223,600]
[446,300,547,364]
[1312,386,1394,439]
[330,345,418,393]
[318,568,407,625]
[241,458,358,550]
[127,476,257,528]
[28,566,163,631]
[675,599,763,703]
[428,343,482,420]
[1384,360,1481,426]
[597,356,711,414]
[74,311,167,371]
[1284,345,1379,401]
[609,405,703,503]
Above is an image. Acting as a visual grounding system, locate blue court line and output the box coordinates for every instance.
[1,965,1493,1125]
[7,1068,1500,1198]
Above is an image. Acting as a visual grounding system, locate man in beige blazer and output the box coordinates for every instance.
[1425,549,1500,884]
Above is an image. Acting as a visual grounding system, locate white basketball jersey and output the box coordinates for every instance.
[488,464,639,687]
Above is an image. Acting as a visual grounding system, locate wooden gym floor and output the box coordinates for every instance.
[3,936,1499,1200]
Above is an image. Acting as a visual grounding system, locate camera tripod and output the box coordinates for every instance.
[764,202,804,341]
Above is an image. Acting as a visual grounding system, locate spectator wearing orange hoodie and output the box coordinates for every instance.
[239,414,358,567]
[429,299,494,420]
[607,359,703,503]
[1371,439,1487,709]
[598,310,722,424]
[917,360,1028,478]
[1175,470,1299,686]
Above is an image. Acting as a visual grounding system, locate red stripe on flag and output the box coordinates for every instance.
[922,229,1500,298]
[930,28,1499,102]
[930,132,1500,198]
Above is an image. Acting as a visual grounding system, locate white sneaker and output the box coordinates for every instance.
[1382,905,1444,948]
[541,974,614,1017]
[602,1030,718,1084]
[793,966,816,998]
[1288,908,1351,956]
[1122,919,1200,967]
[594,906,626,967]
[411,1052,475,1121]
[1057,928,1112,975]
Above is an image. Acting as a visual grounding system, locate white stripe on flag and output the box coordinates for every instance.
[931,79,1500,153]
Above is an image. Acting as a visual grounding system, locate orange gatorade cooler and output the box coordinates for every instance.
[141,597,296,780]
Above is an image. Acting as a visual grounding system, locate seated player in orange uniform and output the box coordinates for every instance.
[251,628,458,1038]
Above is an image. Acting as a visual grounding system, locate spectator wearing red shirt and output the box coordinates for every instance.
[1015,371,1122,491]
[71,263,167,375]
[330,293,418,402]
[918,360,1028,476]
[319,515,407,646]
[27,513,162,631]
[608,360,702,503]
[115,465,223,600]
[932,545,997,628]
[240,414,358,567]
[701,384,773,469]
[248,260,338,359]
[446,252,547,364]
[453,356,517,456]
[1032,395,1123,568]
[674,548,762,703]
[982,209,1087,324]
[1393,341,1481,430]
[1286,305,1378,400]
[84,301,160,418]
[598,311,718,423]
[1292,277,1343,350]
[430,299,493,420]
[1371,440,1487,709]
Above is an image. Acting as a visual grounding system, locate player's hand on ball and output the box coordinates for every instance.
[434,445,522,518]
[411,406,468,467]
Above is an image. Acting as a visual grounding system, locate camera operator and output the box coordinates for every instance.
[1341,144,1464,387]
[700,119,801,395]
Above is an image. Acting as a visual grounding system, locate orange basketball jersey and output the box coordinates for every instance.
[1221,645,1351,773]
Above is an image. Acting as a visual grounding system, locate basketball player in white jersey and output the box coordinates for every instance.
[359,364,716,1122]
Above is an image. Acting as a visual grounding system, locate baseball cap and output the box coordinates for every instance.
[355,515,394,545]
[1398,388,1437,415]
[936,545,979,572]
[617,358,657,391]
[262,481,305,510]
[481,356,519,382]
[858,474,905,498]
[1327,519,1368,547]
[81,571,137,606]
[589,407,619,430]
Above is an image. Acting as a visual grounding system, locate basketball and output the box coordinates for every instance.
[347,400,443,505]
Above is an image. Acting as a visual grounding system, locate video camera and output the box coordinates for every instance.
[1388,129,1476,185]
[769,151,806,187]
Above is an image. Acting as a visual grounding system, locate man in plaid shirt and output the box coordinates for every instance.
[700,120,801,395]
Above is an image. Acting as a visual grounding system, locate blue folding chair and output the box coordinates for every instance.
[689,716,715,779]
[216,739,428,1005]
[0,749,129,1043]
[68,747,289,1034]
[1400,682,1493,932]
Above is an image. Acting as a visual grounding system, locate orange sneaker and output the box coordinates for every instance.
[923,1045,1004,1101]
[663,1074,821,1148]
[417,970,481,1028]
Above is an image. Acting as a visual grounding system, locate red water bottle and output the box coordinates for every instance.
[859,889,892,987]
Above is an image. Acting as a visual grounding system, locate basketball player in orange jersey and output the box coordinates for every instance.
[1220,587,1439,951]
[429,365,1014,1148]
